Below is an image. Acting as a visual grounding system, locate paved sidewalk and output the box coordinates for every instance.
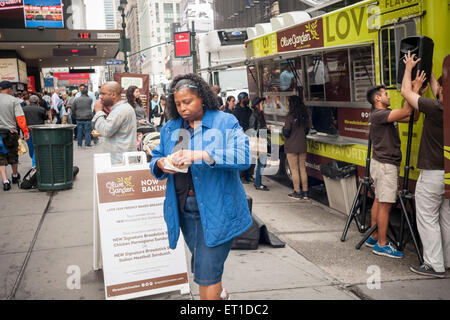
[0,142,449,300]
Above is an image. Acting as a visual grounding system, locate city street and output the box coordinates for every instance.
[1,142,449,301]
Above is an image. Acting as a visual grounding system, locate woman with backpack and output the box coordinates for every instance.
[283,95,311,200]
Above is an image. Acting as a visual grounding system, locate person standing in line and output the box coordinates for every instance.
[249,96,269,191]
[223,96,236,114]
[401,52,449,278]
[233,92,254,183]
[22,95,48,167]
[72,85,93,148]
[150,74,252,300]
[283,95,311,200]
[92,81,137,165]
[0,81,29,190]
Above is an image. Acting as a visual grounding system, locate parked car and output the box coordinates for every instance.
[25,14,34,20]
[45,15,54,20]
[34,14,44,20]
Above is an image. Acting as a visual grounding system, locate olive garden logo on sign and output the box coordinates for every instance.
[106,176,135,196]
[277,18,324,53]
[97,170,166,204]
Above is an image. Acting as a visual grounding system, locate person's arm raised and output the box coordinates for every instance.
[400,51,422,110]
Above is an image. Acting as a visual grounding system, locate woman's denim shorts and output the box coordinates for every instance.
[179,196,233,286]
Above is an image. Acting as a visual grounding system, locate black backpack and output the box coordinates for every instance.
[19,166,80,190]
[20,167,37,189]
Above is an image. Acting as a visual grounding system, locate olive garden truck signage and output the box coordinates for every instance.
[277,18,324,52]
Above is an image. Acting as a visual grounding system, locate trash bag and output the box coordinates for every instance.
[320,161,356,179]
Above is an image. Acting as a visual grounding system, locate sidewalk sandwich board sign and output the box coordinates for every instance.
[93,152,190,300]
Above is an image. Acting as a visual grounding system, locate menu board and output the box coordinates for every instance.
[93,153,190,300]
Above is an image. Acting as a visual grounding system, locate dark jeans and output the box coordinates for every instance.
[254,158,266,187]
[72,118,77,139]
[76,121,92,147]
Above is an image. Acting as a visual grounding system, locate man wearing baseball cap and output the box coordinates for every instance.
[0,81,29,190]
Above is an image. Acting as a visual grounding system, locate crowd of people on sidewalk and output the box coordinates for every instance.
[1,55,448,301]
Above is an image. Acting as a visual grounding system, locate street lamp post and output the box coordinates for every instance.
[118,0,130,73]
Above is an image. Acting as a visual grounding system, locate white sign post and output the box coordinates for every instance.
[93,152,190,300]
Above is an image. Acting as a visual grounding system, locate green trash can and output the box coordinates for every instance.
[29,124,76,191]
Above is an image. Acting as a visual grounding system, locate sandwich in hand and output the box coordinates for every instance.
[164,154,189,173]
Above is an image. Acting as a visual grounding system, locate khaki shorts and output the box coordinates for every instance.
[370,158,399,203]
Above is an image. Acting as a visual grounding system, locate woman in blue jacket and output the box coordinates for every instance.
[150,74,253,300]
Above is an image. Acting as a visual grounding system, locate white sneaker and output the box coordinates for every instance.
[220,288,230,300]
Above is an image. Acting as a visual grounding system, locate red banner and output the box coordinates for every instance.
[69,79,89,84]
[53,73,91,80]
[0,0,23,11]
[174,32,191,58]
[27,75,36,93]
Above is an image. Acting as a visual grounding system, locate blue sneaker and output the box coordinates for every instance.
[373,242,404,259]
[365,236,378,248]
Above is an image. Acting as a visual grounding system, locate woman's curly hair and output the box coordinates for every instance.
[166,73,219,120]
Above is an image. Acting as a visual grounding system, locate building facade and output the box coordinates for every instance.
[213,0,362,30]
[179,0,214,33]
[138,0,182,88]
[126,0,142,74]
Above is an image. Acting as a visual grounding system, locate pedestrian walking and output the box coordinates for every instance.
[51,88,60,123]
[92,81,137,164]
[72,85,93,148]
[150,73,252,300]
[233,92,254,183]
[283,95,311,200]
[0,81,29,190]
[152,95,167,132]
[22,95,48,167]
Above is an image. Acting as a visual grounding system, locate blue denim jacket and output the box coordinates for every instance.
[150,110,253,249]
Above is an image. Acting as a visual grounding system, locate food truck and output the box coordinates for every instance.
[240,0,449,190]
[197,29,250,100]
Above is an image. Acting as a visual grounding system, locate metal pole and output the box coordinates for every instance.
[191,21,197,73]
[120,6,129,73]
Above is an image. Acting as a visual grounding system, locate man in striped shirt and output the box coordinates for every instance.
[92,82,137,165]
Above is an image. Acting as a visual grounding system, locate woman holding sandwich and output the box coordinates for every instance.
[150,74,253,300]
